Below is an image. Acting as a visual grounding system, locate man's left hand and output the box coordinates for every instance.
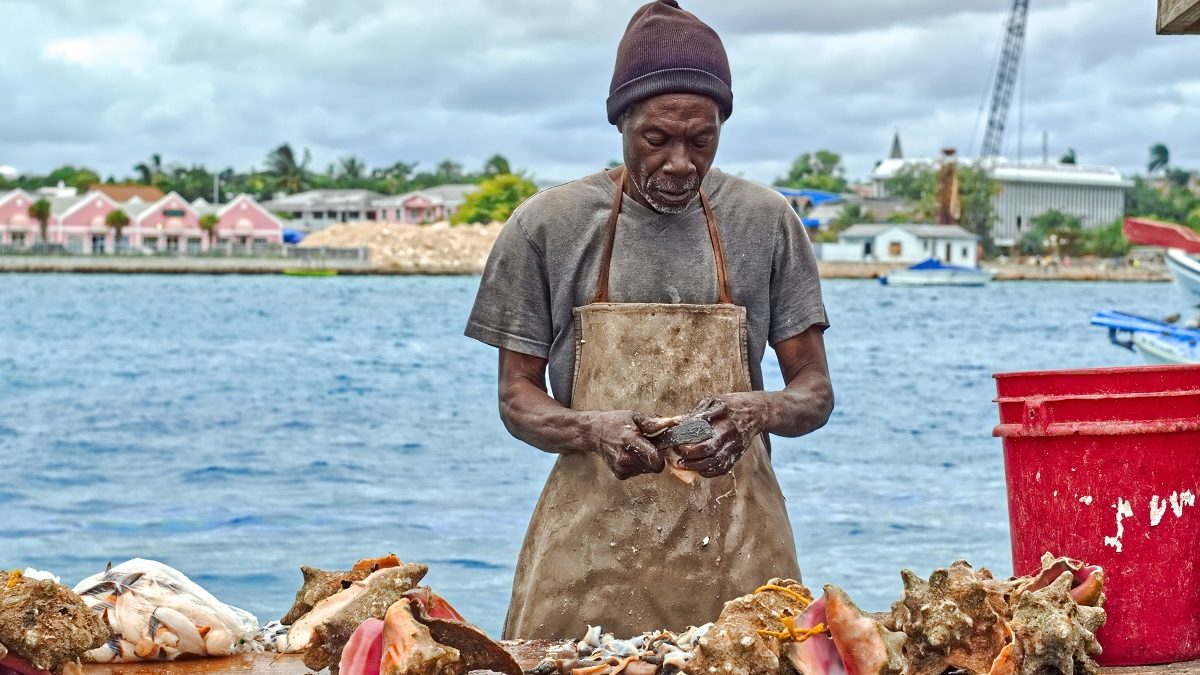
[672,394,761,477]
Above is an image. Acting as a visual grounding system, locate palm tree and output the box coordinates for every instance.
[265,143,313,194]
[105,209,130,253]
[1148,144,1170,174]
[1059,148,1077,165]
[198,213,219,249]
[337,156,366,184]
[28,198,51,243]
[134,153,165,187]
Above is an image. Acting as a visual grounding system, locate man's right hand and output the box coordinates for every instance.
[583,410,669,480]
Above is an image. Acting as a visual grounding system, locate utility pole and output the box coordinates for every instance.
[212,174,219,204]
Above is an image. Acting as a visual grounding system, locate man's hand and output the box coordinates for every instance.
[672,395,762,478]
[584,411,668,480]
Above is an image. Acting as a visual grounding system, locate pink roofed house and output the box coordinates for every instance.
[213,194,283,246]
[0,190,54,246]
[59,191,123,253]
[134,192,203,253]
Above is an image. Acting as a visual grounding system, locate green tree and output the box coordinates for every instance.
[1167,168,1192,189]
[776,151,848,193]
[1080,218,1131,257]
[370,161,418,195]
[814,202,873,243]
[1018,210,1083,256]
[265,143,313,194]
[199,213,220,247]
[44,165,101,192]
[28,198,51,242]
[452,174,537,225]
[1060,148,1077,165]
[1188,207,1200,232]
[482,154,512,177]
[885,163,998,251]
[1148,143,1170,174]
[336,156,366,186]
[435,160,465,182]
[105,209,130,252]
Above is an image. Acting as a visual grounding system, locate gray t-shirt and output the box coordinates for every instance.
[465,167,828,405]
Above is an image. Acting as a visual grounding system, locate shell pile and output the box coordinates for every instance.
[72,558,260,662]
[533,554,1106,675]
[527,623,712,675]
[887,553,1107,675]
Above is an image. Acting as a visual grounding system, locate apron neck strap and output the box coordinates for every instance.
[593,168,733,305]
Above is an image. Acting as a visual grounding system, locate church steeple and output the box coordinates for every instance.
[889,129,904,159]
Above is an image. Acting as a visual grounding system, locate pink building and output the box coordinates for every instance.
[58,191,123,252]
[0,190,55,246]
[130,192,201,252]
[0,189,283,253]
[211,194,284,246]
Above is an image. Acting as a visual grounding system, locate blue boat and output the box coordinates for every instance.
[880,258,995,287]
[1091,309,1200,365]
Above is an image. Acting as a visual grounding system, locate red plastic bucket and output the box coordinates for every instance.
[994,364,1200,666]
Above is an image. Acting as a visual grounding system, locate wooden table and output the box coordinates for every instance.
[81,652,1200,674]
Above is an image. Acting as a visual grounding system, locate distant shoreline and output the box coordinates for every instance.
[0,254,1171,281]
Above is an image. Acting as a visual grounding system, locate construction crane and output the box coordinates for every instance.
[980,0,1030,159]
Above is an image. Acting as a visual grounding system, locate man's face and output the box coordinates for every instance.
[620,93,721,214]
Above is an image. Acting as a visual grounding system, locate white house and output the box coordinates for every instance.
[816,224,980,266]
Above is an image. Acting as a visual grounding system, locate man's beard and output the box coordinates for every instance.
[630,164,700,215]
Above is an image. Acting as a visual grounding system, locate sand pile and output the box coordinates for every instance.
[299,221,503,274]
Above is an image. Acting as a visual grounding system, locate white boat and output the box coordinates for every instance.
[1132,331,1200,365]
[1165,248,1200,309]
[1092,309,1200,365]
[880,258,994,287]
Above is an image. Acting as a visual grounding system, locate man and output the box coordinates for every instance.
[465,0,832,640]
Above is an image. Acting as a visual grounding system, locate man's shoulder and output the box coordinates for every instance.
[709,168,792,216]
[510,171,608,233]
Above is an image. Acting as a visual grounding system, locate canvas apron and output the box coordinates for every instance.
[503,169,801,640]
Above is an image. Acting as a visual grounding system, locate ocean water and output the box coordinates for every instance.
[0,274,1181,637]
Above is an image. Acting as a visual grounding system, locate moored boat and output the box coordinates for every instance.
[880,258,994,287]
[1091,309,1200,365]
[1165,248,1200,308]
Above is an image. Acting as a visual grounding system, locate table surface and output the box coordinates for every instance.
[80,652,1200,675]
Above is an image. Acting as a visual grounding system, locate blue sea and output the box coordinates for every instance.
[0,274,1179,637]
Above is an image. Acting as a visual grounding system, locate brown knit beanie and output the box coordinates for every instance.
[607,0,732,125]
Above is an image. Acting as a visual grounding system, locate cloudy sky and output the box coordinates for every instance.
[1,0,1197,185]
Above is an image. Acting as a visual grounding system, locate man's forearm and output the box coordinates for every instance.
[734,366,833,439]
[499,377,594,456]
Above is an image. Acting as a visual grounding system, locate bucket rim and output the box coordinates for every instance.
[994,418,1200,438]
[994,363,1200,380]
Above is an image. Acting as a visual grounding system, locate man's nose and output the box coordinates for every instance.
[661,142,695,178]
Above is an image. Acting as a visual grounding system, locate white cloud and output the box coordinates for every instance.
[42,31,153,69]
[0,0,1197,184]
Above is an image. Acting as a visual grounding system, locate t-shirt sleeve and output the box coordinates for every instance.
[768,205,830,345]
[464,215,554,358]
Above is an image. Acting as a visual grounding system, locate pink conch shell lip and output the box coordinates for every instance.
[784,596,846,675]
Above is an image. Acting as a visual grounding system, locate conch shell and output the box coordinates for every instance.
[989,572,1106,675]
[888,553,1106,675]
[785,586,905,675]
